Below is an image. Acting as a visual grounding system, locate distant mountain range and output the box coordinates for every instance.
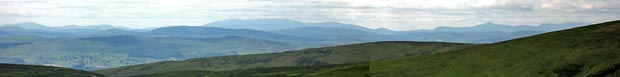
[204,18,587,33]
[203,19,372,32]
[94,20,620,77]
[0,18,590,71]
[433,22,588,32]
[0,19,588,43]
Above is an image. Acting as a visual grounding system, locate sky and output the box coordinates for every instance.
[0,0,619,31]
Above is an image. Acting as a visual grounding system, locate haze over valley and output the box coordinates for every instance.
[0,0,619,77]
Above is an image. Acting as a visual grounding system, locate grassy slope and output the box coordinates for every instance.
[0,36,297,70]
[136,20,620,77]
[94,41,473,76]
[369,20,620,77]
[135,63,368,77]
[0,63,105,77]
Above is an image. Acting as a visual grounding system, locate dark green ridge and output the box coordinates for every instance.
[133,63,368,77]
[0,63,105,77]
[94,41,473,77]
[132,20,620,77]
[368,20,620,77]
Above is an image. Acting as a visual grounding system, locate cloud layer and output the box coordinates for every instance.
[1,0,619,30]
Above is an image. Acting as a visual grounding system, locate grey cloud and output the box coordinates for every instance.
[0,0,618,30]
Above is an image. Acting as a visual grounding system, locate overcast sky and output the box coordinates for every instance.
[1,0,619,31]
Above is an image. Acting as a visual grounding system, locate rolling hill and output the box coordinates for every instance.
[97,20,618,77]
[145,26,325,45]
[93,41,473,76]
[133,63,368,77]
[0,36,299,70]
[0,63,105,77]
[433,22,588,32]
[271,27,382,41]
[382,31,546,43]
[0,19,592,71]
[367,20,620,76]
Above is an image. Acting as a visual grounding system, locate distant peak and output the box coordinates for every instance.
[478,22,504,26]
[14,22,45,26]
[249,18,297,21]
[432,26,454,30]
[375,28,393,31]
[18,22,41,25]
[481,22,498,25]
[103,28,127,31]
[3,22,49,29]
[90,24,114,27]
[65,25,79,27]
[318,22,344,24]
[538,22,589,26]
[218,18,301,23]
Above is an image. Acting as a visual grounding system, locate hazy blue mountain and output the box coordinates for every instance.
[203,19,390,34]
[203,19,589,44]
[305,22,372,31]
[0,22,49,30]
[433,22,588,32]
[204,19,308,31]
[203,18,588,35]
[0,21,591,45]
[90,29,141,37]
[0,20,596,71]
[0,23,99,37]
[0,26,26,32]
[0,22,142,37]
[272,27,382,41]
[0,26,77,38]
[537,22,590,31]
[268,24,559,44]
[146,26,328,45]
[0,22,133,31]
[381,31,546,43]
[57,24,130,30]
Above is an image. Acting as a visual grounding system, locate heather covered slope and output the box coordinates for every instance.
[369,20,620,77]
[93,41,472,76]
[0,63,105,77]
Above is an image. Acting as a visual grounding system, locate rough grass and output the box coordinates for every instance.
[133,63,368,77]
[0,63,105,77]
[368,20,620,77]
[94,41,473,77]
[133,20,620,77]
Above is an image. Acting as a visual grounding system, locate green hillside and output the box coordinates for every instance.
[0,36,298,70]
[94,41,473,76]
[134,63,368,77]
[367,20,620,77]
[100,20,620,77]
[0,63,105,77]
